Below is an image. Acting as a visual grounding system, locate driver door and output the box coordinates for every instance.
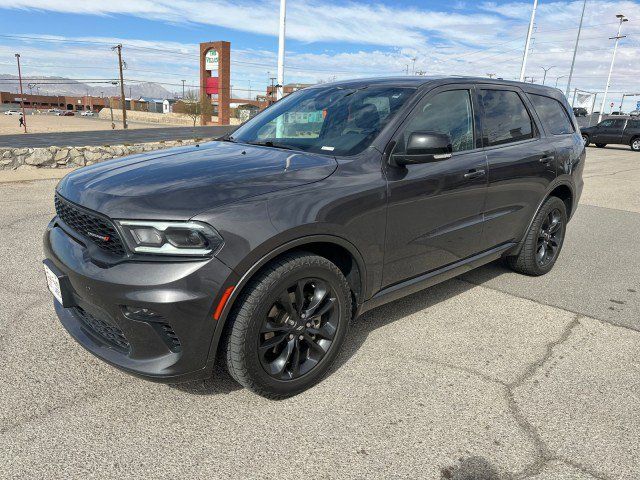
[382,86,488,287]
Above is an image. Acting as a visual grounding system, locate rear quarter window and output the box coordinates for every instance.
[528,94,575,135]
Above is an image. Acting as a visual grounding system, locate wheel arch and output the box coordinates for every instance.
[204,235,367,366]
[509,181,574,257]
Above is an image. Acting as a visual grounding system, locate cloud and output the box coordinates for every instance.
[0,0,506,48]
[1,0,640,108]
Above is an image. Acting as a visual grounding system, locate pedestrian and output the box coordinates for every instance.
[18,115,24,128]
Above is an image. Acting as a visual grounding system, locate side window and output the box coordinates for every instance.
[528,94,574,135]
[480,89,534,146]
[629,120,640,129]
[395,90,474,154]
[599,120,614,127]
[612,119,625,129]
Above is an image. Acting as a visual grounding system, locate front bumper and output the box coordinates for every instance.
[44,220,236,383]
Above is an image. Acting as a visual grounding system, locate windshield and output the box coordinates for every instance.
[230,85,414,156]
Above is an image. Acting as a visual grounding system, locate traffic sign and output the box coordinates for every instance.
[636,100,640,110]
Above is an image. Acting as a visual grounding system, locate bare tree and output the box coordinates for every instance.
[174,91,214,126]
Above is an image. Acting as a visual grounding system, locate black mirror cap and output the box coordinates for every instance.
[394,131,453,165]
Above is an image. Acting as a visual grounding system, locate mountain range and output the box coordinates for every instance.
[0,74,174,99]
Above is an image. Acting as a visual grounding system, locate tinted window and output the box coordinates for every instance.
[628,120,640,129]
[480,89,533,146]
[528,94,574,135]
[396,90,474,154]
[231,86,413,156]
[600,119,625,128]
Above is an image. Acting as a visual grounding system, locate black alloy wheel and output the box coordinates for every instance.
[223,252,351,398]
[535,208,564,268]
[506,196,567,276]
[259,277,339,380]
[581,134,589,146]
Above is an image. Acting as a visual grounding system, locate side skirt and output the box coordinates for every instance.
[356,242,516,317]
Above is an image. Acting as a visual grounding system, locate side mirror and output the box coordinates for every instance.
[392,132,453,166]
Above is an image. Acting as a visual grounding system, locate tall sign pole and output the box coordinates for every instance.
[15,54,27,133]
[598,14,627,123]
[276,0,287,100]
[565,0,587,97]
[519,0,538,81]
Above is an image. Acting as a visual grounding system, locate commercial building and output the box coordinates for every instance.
[0,91,108,112]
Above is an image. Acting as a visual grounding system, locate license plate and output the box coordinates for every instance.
[44,263,63,305]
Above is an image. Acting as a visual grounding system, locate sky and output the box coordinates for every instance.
[0,0,639,110]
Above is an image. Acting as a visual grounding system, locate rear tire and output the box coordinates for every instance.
[595,143,606,148]
[631,137,640,152]
[506,196,567,276]
[581,134,589,146]
[222,252,351,399]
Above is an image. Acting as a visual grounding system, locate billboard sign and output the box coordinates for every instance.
[636,100,640,110]
[205,50,219,72]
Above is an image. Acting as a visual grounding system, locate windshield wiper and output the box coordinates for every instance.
[246,140,295,151]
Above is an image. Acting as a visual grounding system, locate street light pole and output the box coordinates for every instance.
[181,80,186,99]
[598,14,627,123]
[565,0,587,98]
[541,65,556,85]
[14,54,27,133]
[520,0,538,81]
[276,0,287,100]
[555,75,568,88]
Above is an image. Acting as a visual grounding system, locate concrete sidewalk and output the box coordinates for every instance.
[0,167,75,183]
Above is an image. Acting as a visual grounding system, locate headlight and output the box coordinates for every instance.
[116,220,223,256]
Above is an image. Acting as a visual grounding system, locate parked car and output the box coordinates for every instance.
[47,108,59,113]
[572,107,588,117]
[80,110,95,117]
[630,110,640,117]
[56,111,75,116]
[610,111,625,115]
[44,77,585,398]
[581,117,640,152]
[3,110,21,115]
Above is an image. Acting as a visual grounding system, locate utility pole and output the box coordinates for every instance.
[276,0,287,100]
[520,0,538,81]
[540,65,556,85]
[598,14,628,123]
[405,65,409,75]
[181,80,186,99]
[566,0,587,98]
[269,77,276,104]
[248,80,252,100]
[112,44,128,129]
[411,57,417,75]
[14,54,27,133]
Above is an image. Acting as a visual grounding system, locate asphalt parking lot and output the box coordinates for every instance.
[0,146,638,479]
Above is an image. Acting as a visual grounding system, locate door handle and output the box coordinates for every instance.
[463,169,486,179]
[539,155,554,165]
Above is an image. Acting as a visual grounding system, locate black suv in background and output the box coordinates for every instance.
[44,77,584,398]
[581,117,640,152]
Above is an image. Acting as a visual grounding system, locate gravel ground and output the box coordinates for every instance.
[0,146,638,480]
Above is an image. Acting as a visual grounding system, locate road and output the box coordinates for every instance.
[0,125,235,147]
[0,147,638,479]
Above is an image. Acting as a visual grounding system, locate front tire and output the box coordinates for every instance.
[595,143,607,148]
[506,196,567,276]
[222,252,351,399]
[631,137,640,152]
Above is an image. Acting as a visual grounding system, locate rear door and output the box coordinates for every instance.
[382,85,488,287]
[478,86,556,248]
[598,118,625,144]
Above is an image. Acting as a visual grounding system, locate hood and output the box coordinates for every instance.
[56,141,337,219]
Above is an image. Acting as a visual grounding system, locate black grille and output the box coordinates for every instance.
[73,307,130,351]
[55,194,126,256]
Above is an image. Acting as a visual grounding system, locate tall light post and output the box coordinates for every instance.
[276,0,287,100]
[565,0,587,98]
[14,54,27,133]
[520,0,538,81]
[540,65,556,85]
[555,74,568,88]
[598,14,628,123]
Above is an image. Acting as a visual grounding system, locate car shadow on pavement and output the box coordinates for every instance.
[170,260,511,397]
